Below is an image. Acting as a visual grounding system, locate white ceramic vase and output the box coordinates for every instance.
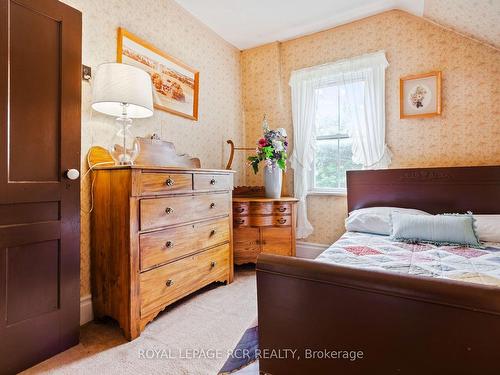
[264,164,282,199]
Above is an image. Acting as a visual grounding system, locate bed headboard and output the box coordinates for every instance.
[347,166,500,214]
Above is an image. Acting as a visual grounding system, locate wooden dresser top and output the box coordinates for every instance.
[233,196,298,203]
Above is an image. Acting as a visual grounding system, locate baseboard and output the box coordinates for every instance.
[80,294,93,326]
[296,241,329,259]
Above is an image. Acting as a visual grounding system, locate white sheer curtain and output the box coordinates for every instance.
[289,51,390,239]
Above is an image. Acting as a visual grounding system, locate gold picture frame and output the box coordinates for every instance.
[400,71,441,119]
[117,27,199,121]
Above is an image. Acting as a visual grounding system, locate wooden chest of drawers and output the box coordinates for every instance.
[233,197,298,265]
[91,166,234,340]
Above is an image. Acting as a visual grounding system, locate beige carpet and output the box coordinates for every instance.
[22,267,257,375]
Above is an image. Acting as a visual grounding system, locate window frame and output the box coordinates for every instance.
[308,80,362,196]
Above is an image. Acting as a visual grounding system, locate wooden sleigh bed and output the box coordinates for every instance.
[256,165,500,375]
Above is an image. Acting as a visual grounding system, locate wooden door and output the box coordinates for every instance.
[261,227,292,256]
[0,0,81,373]
[233,227,260,264]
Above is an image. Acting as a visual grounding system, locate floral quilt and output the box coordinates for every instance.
[315,232,500,287]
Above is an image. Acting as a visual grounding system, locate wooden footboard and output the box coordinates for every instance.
[256,254,500,375]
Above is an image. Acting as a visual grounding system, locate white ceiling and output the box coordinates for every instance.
[174,0,425,49]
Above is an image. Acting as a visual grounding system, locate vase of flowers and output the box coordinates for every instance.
[248,116,288,198]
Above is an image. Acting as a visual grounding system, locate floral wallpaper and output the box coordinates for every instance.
[241,10,500,245]
[424,0,500,49]
[61,0,245,298]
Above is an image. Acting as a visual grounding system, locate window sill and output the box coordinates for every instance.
[307,190,347,197]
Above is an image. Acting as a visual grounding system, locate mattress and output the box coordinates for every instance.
[315,232,500,287]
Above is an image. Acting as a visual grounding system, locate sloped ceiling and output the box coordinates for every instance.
[174,0,425,49]
[424,0,500,49]
[174,0,500,50]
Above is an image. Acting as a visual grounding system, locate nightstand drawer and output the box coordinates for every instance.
[233,216,249,226]
[274,203,292,215]
[194,174,232,191]
[274,215,292,226]
[233,202,249,216]
[140,218,230,270]
[140,172,192,195]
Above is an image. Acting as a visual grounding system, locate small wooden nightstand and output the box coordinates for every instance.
[232,197,298,264]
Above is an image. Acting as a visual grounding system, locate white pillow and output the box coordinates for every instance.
[474,215,500,243]
[345,207,430,235]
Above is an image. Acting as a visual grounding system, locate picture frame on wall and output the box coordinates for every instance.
[400,71,441,119]
[117,27,199,121]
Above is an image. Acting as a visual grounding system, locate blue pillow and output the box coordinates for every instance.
[390,212,482,248]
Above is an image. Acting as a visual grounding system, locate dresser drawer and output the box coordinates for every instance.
[140,243,230,316]
[140,195,192,230]
[274,215,292,226]
[140,193,231,230]
[193,174,232,192]
[274,203,292,215]
[140,218,230,270]
[233,216,249,226]
[251,202,273,215]
[191,193,231,222]
[233,202,249,216]
[140,172,192,195]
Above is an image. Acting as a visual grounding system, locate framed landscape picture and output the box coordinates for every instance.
[117,27,199,120]
[400,71,441,119]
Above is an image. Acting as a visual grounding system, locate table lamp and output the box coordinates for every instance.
[91,62,153,165]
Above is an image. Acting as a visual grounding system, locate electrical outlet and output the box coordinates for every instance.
[82,65,91,81]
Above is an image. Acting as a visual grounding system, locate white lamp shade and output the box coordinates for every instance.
[91,63,154,118]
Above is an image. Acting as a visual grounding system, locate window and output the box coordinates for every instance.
[311,81,364,193]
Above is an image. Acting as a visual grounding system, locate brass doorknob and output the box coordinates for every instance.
[165,207,174,214]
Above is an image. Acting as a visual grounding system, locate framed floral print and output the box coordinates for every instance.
[117,27,199,121]
[400,71,441,119]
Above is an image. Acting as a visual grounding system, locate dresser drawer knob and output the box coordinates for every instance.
[277,218,287,224]
[235,218,245,225]
[165,207,174,214]
[165,178,175,186]
[210,229,217,236]
[165,279,174,287]
[210,202,216,209]
[210,261,217,268]
[165,240,174,248]
[235,207,245,213]
[278,207,287,212]
[210,178,217,185]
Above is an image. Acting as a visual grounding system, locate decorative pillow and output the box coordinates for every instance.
[345,207,430,235]
[474,215,500,243]
[391,212,482,248]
